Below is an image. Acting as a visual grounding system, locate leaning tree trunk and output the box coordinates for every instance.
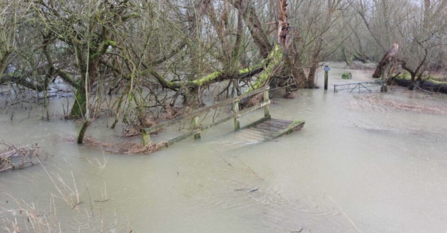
[373,43,399,78]
[242,0,290,92]
[232,0,272,58]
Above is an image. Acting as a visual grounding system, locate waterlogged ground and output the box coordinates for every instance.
[1,63,447,233]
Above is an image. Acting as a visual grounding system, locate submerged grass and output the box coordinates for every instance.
[1,160,130,232]
[62,135,166,154]
[1,196,62,233]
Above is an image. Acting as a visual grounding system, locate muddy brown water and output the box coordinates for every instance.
[1,63,447,233]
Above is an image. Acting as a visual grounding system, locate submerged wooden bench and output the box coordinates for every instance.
[140,86,304,149]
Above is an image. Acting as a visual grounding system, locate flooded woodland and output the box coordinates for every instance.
[2,64,447,233]
[1,0,447,232]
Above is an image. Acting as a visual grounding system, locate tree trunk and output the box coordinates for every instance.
[389,76,447,94]
[77,120,91,144]
[69,57,100,118]
[248,44,284,91]
[0,51,12,78]
[306,43,322,88]
[409,74,416,90]
[373,43,399,78]
[307,65,318,88]
[342,47,352,65]
[70,82,87,118]
[232,0,272,58]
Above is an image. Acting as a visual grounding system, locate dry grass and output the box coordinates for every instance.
[0,161,122,232]
[241,93,264,108]
[62,136,165,155]
[122,105,187,137]
[1,178,117,233]
[1,196,62,233]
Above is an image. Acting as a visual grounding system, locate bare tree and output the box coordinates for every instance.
[357,0,447,89]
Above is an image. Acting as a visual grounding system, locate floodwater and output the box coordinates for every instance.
[1,63,447,233]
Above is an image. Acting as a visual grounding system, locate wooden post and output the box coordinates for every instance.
[192,116,201,139]
[263,88,270,117]
[232,101,240,130]
[324,65,330,90]
[141,128,151,146]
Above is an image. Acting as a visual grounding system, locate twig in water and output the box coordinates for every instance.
[210,147,232,167]
[36,157,74,207]
[96,147,109,172]
[85,183,94,217]
[94,199,110,203]
[232,154,264,180]
[71,171,80,205]
[71,201,83,210]
[322,188,363,233]
[100,208,104,233]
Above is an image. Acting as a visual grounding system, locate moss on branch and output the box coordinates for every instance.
[147,44,282,91]
[248,44,283,91]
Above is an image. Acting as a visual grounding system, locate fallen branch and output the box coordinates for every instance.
[388,76,447,94]
[0,142,42,172]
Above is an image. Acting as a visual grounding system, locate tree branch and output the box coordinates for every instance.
[232,0,272,58]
